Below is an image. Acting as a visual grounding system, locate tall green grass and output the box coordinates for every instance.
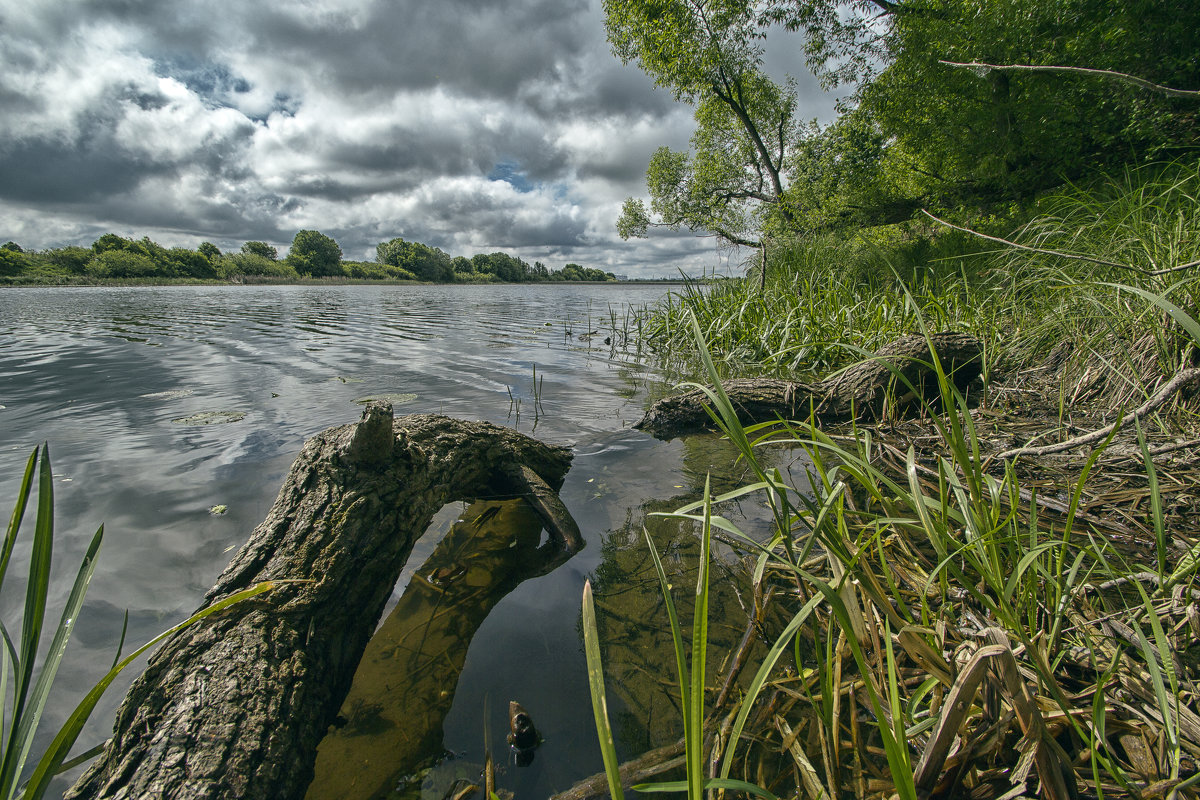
[589,282,1200,796]
[639,159,1200,412]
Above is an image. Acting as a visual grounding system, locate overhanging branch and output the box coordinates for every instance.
[940,61,1200,99]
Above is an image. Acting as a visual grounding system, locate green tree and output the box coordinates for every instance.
[470,253,494,276]
[86,250,162,278]
[0,248,26,277]
[198,242,221,262]
[619,72,799,246]
[558,263,584,281]
[167,247,217,279]
[764,0,1200,209]
[288,230,343,277]
[44,247,92,274]
[376,238,453,282]
[92,233,131,254]
[241,241,278,260]
[605,0,799,285]
[478,252,529,282]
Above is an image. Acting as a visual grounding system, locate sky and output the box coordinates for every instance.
[0,0,840,278]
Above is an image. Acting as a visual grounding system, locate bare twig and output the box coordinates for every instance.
[922,210,1200,277]
[940,60,1200,99]
[998,368,1200,459]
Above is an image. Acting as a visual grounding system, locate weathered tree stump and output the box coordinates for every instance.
[635,332,982,439]
[66,404,581,800]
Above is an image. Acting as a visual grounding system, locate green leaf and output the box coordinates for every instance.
[581,580,624,800]
[9,526,103,790]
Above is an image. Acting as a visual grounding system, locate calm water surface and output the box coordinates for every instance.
[0,284,803,798]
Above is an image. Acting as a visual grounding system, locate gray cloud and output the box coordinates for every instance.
[0,0,840,276]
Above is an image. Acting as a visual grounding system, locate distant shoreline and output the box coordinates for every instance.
[0,277,698,288]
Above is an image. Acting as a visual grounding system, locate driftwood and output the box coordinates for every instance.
[635,332,983,440]
[997,367,1200,459]
[66,404,582,800]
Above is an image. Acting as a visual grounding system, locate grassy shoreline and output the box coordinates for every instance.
[0,276,686,288]
[581,160,1200,799]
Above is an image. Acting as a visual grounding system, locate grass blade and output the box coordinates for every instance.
[21,580,275,799]
[10,526,103,788]
[580,580,624,800]
[0,450,37,591]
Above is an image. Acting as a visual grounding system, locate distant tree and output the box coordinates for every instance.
[481,252,528,282]
[198,242,221,261]
[241,241,278,260]
[470,253,493,276]
[2,241,23,253]
[86,250,162,278]
[44,246,92,274]
[288,230,343,277]
[532,261,550,280]
[0,248,26,277]
[451,256,473,277]
[377,238,453,282]
[92,233,131,253]
[89,235,176,275]
[167,247,217,279]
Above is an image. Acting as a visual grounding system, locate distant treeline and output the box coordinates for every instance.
[0,230,617,284]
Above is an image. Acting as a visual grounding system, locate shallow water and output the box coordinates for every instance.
[0,284,807,797]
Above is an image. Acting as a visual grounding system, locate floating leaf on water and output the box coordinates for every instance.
[141,389,195,400]
[210,504,228,515]
[330,376,365,384]
[354,393,417,406]
[172,411,246,426]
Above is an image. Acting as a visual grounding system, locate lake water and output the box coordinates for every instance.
[0,284,804,798]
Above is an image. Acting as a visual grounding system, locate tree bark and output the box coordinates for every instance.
[635,332,982,439]
[66,404,580,800]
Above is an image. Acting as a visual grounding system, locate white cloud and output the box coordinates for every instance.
[0,0,840,277]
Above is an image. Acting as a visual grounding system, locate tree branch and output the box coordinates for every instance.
[939,61,1200,99]
[921,210,1200,276]
[710,226,762,250]
[997,369,1200,459]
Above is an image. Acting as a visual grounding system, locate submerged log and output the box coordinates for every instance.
[67,404,581,800]
[635,332,982,439]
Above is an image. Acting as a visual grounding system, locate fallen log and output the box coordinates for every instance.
[634,332,982,439]
[66,404,581,800]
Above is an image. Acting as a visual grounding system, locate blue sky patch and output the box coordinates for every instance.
[487,160,535,193]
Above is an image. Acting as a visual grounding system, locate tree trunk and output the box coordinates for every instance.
[66,404,581,800]
[635,332,982,439]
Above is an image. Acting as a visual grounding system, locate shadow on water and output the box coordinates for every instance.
[303,432,811,800]
[305,498,571,800]
[587,433,811,758]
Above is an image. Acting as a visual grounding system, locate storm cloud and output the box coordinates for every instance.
[0,0,836,276]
